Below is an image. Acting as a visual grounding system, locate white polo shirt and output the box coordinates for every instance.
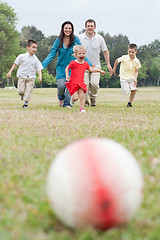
[15,52,43,78]
[79,32,108,67]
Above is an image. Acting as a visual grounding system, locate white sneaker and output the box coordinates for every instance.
[80,109,86,113]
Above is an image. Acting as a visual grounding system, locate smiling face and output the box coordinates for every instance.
[128,48,137,59]
[27,43,37,55]
[75,48,86,62]
[63,24,72,36]
[85,21,96,34]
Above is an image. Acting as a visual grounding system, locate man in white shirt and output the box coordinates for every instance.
[79,19,112,106]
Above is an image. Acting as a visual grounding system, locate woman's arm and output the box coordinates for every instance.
[65,65,70,81]
[42,38,60,69]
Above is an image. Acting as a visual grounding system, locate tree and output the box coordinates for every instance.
[36,35,58,76]
[0,2,21,80]
[20,25,45,48]
[35,69,57,88]
[150,55,160,86]
[137,63,148,86]
[137,40,160,86]
[99,62,120,88]
[103,33,129,63]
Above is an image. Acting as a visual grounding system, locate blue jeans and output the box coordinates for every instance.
[57,79,71,107]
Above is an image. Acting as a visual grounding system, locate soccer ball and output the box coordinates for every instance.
[46,138,143,230]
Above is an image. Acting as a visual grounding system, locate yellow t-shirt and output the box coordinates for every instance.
[118,55,141,79]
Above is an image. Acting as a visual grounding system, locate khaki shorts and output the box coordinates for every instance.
[120,78,137,95]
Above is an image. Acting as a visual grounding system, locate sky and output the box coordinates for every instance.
[3,0,160,47]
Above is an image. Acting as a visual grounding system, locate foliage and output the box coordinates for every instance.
[100,62,120,88]
[0,2,21,78]
[150,55,160,86]
[104,33,130,67]
[35,68,57,88]
[20,25,45,48]
[36,35,58,76]
[137,63,148,86]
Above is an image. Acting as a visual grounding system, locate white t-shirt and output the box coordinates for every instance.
[79,32,108,67]
[15,52,43,78]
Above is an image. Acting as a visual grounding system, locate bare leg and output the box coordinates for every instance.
[78,88,85,109]
[129,90,137,103]
[72,91,79,102]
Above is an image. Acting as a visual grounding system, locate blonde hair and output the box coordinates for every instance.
[73,45,86,56]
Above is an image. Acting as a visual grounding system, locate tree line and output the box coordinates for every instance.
[0,2,160,88]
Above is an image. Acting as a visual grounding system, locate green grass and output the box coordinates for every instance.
[0,87,160,240]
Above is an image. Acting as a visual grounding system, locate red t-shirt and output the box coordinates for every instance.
[65,60,90,95]
[68,60,90,84]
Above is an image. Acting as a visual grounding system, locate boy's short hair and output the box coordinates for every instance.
[128,43,138,51]
[73,45,86,55]
[85,19,96,27]
[27,39,37,47]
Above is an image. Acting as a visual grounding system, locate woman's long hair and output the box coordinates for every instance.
[59,21,75,48]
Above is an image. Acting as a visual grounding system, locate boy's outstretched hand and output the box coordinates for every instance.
[7,72,11,78]
[38,77,42,82]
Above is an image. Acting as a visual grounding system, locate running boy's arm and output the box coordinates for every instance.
[37,70,42,82]
[6,63,18,78]
[65,65,70,81]
[88,67,105,76]
[134,69,139,87]
[112,58,119,75]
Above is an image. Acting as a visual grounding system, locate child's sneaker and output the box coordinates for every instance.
[22,104,28,109]
[85,100,89,107]
[80,109,86,113]
[90,98,96,106]
[58,100,64,107]
[127,102,132,107]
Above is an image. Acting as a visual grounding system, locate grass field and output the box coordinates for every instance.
[0,87,160,240]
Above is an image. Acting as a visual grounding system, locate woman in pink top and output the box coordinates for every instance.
[65,45,105,113]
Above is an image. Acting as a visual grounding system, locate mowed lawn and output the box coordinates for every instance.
[0,87,160,240]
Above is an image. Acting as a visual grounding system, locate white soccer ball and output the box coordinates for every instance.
[46,138,143,230]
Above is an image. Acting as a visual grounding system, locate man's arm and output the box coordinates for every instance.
[103,50,112,72]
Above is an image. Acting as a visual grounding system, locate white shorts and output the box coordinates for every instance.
[120,78,137,95]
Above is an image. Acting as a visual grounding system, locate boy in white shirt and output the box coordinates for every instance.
[112,43,141,107]
[7,40,43,108]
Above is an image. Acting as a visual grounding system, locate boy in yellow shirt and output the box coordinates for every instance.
[113,43,141,107]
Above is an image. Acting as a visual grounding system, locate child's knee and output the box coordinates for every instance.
[72,95,78,101]
[18,90,25,95]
